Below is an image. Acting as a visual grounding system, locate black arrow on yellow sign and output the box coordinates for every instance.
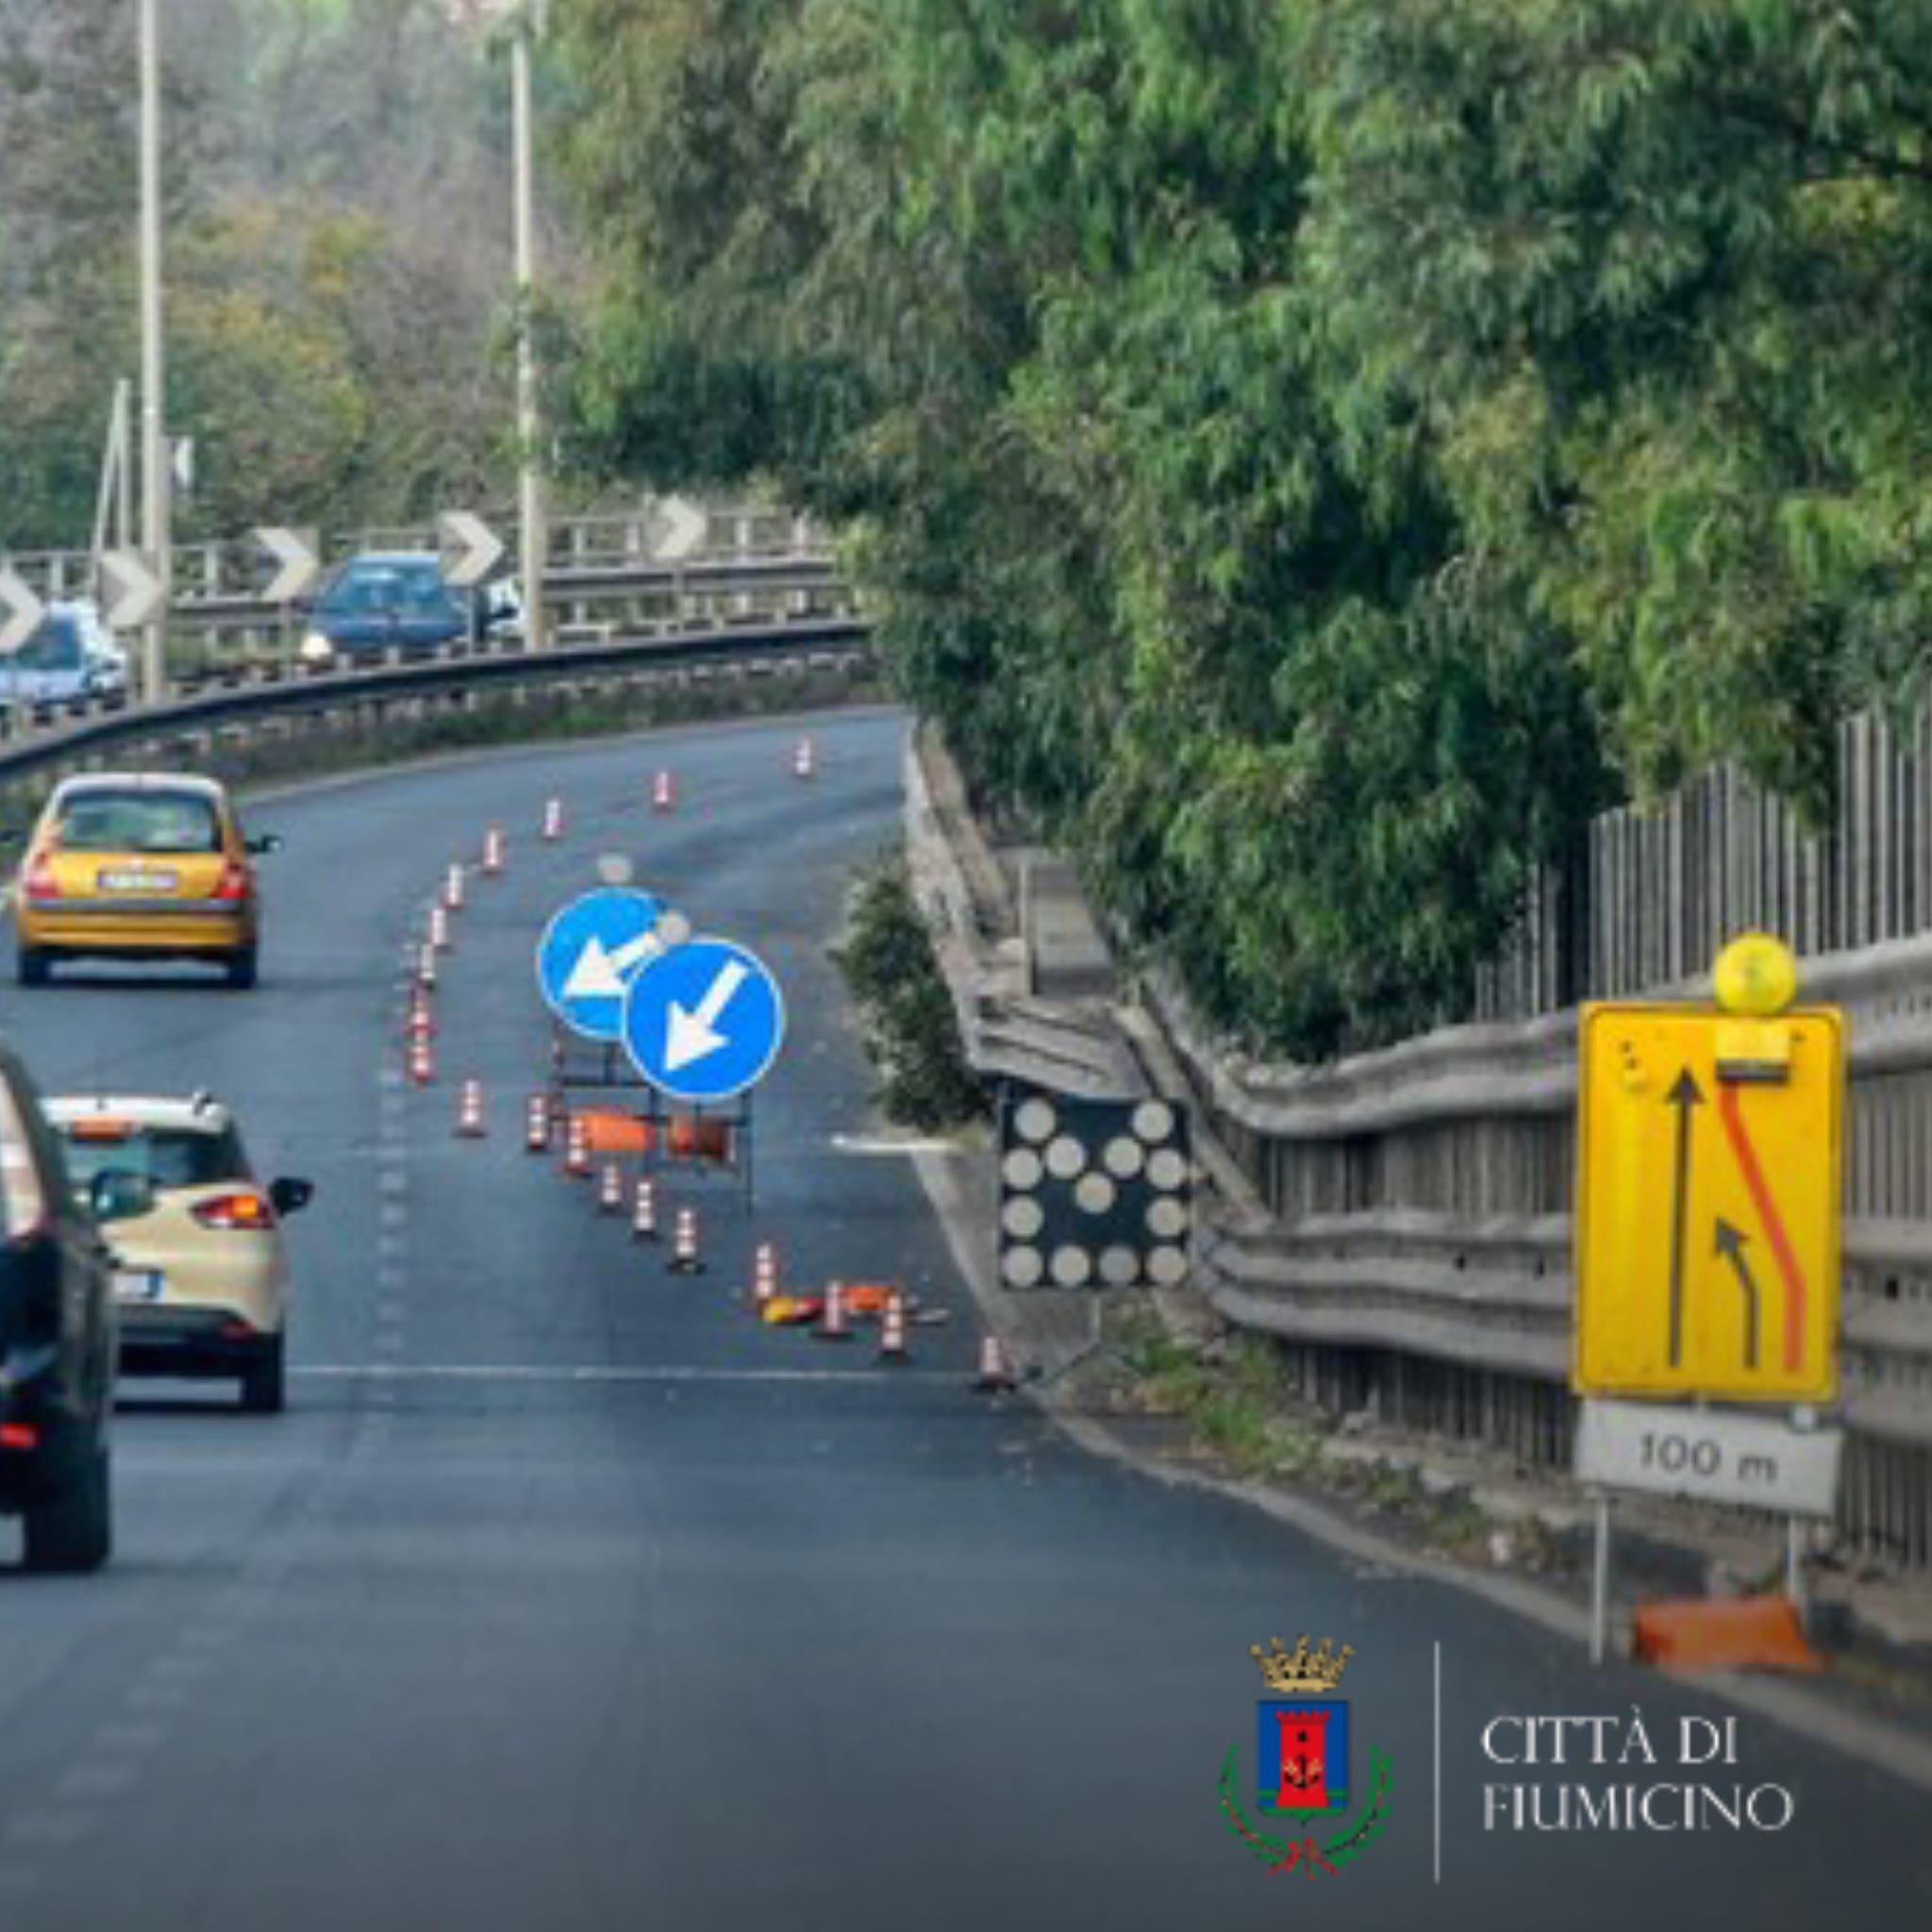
[1712,1219,1761,1371]
[1665,1069,1704,1368]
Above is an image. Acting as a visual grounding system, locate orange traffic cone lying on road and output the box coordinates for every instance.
[974,1331,1017,1392]
[598,1162,625,1215]
[541,797,564,841]
[443,862,466,912]
[668,1206,704,1274]
[564,1116,591,1178]
[408,1036,435,1087]
[525,1093,550,1153]
[750,1241,779,1310]
[481,827,506,876]
[652,770,676,813]
[814,1278,853,1342]
[877,1291,910,1365]
[455,1079,485,1138]
[631,1176,658,1241]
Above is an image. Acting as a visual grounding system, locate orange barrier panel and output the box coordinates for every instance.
[666,1116,732,1161]
[1631,1596,1824,1674]
[580,1112,658,1155]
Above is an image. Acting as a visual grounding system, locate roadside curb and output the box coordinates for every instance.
[911,1143,1932,1800]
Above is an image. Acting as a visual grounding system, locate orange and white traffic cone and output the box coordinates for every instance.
[407,990,436,1040]
[598,1161,625,1214]
[974,1331,1017,1392]
[651,770,676,813]
[525,1092,550,1153]
[417,941,438,990]
[541,797,564,841]
[408,1035,435,1087]
[750,1241,779,1311]
[564,1116,591,1178]
[792,735,816,780]
[814,1278,852,1342]
[667,1206,703,1274]
[455,1078,486,1138]
[481,827,506,876]
[428,905,451,953]
[442,862,466,912]
[631,1176,658,1241]
[877,1291,910,1365]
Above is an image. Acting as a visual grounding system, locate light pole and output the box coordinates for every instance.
[138,0,169,702]
[512,4,549,650]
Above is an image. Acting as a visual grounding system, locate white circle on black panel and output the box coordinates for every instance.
[1074,1173,1117,1216]
[1147,1148,1188,1191]
[1103,1136,1145,1180]
[1002,1195,1045,1240]
[1002,1246,1044,1289]
[1014,1098,1058,1144]
[1146,1196,1189,1240]
[1147,1245,1188,1286]
[1133,1101,1175,1144]
[1050,1245,1094,1288]
[1099,1245,1141,1287]
[1044,1135,1087,1180]
[1002,1148,1043,1191]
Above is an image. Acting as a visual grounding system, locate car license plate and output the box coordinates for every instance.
[97,868,178,892]
[112,1270,164,1303]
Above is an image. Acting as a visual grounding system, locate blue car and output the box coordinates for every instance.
[298,553,522,667]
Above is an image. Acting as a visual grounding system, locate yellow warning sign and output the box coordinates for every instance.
[1574,1004,1843,1402]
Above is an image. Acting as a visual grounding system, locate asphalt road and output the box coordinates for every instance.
[0,709,1924,1932]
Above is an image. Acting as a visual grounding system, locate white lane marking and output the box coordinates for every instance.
[831,1133,962,1156]
[291,1363,953,1386]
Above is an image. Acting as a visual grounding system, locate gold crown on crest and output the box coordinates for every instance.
[1251,1635,1355,1694]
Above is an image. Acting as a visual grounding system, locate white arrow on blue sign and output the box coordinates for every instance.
[622,936,785,1103]
[536,888,670,1041]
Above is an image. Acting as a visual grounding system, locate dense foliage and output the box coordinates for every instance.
[0,0,543,550]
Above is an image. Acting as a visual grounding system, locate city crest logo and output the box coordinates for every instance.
[1216,1636,1393,1877]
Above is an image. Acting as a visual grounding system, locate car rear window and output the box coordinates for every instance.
[56,789,222,854]
[58,1122,250,1193]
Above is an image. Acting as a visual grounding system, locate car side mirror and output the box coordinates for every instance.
[90,1169,155,1224]
[247,833,283,856]
[269,1176,313,1216]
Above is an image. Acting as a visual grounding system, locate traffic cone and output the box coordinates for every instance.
[598,1162,625,1214]
[525,1093,550,1153]
[564,1116,591,1178]
[750,1241,779,1310]
[793,735,816,780]
[442,862,466,912]
[407,991,436,1040]
[652,769,676,813]
[455,1078,485,1138]
[541,797,564,841]
[668,1207,704,1274]
[428,905,451,953]
[877,1291,910,1365]
[417,941,438,991]
[814,1278,853,1342]
[408,1035,435,1087]
[974,1331,1017,1392]
[631,1176,658,1241]
[481,827,506,876]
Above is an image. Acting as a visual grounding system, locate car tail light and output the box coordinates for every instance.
[213,859,251,903]
[0,1423,38,1452]
[192,1191,275,1231]
[23,854,59,901]
[219,1319,259,1342]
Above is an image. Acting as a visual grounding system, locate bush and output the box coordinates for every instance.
[832,850,989,1133]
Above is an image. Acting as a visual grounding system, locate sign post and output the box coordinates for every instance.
[1572,933,1846,1662]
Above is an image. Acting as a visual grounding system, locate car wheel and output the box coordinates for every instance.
[225,947,259,991]
[16,946,50,988]
[22,1444,112,1574]
[241,1340,285,1414]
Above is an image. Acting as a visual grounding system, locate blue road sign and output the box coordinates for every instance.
[536,888,668,1041]
[622,936,785,1103]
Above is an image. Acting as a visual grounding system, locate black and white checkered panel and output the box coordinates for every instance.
[996,1087,1191,1291]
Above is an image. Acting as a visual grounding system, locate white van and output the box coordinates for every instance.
[0,602,128,711]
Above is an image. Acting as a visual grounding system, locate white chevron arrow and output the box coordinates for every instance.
[99,549,165,631]
[0,569,45,656]
[653,495,708,562]
[437,509,506,589]
[256,525,321,605]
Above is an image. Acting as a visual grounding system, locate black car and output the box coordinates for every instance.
[0,1042,116,1571]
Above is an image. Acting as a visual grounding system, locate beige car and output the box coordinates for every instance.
[48,1095,312,1413]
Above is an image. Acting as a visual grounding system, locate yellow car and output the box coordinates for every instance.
[14,773,279,989]
[49,1094,313,1413]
